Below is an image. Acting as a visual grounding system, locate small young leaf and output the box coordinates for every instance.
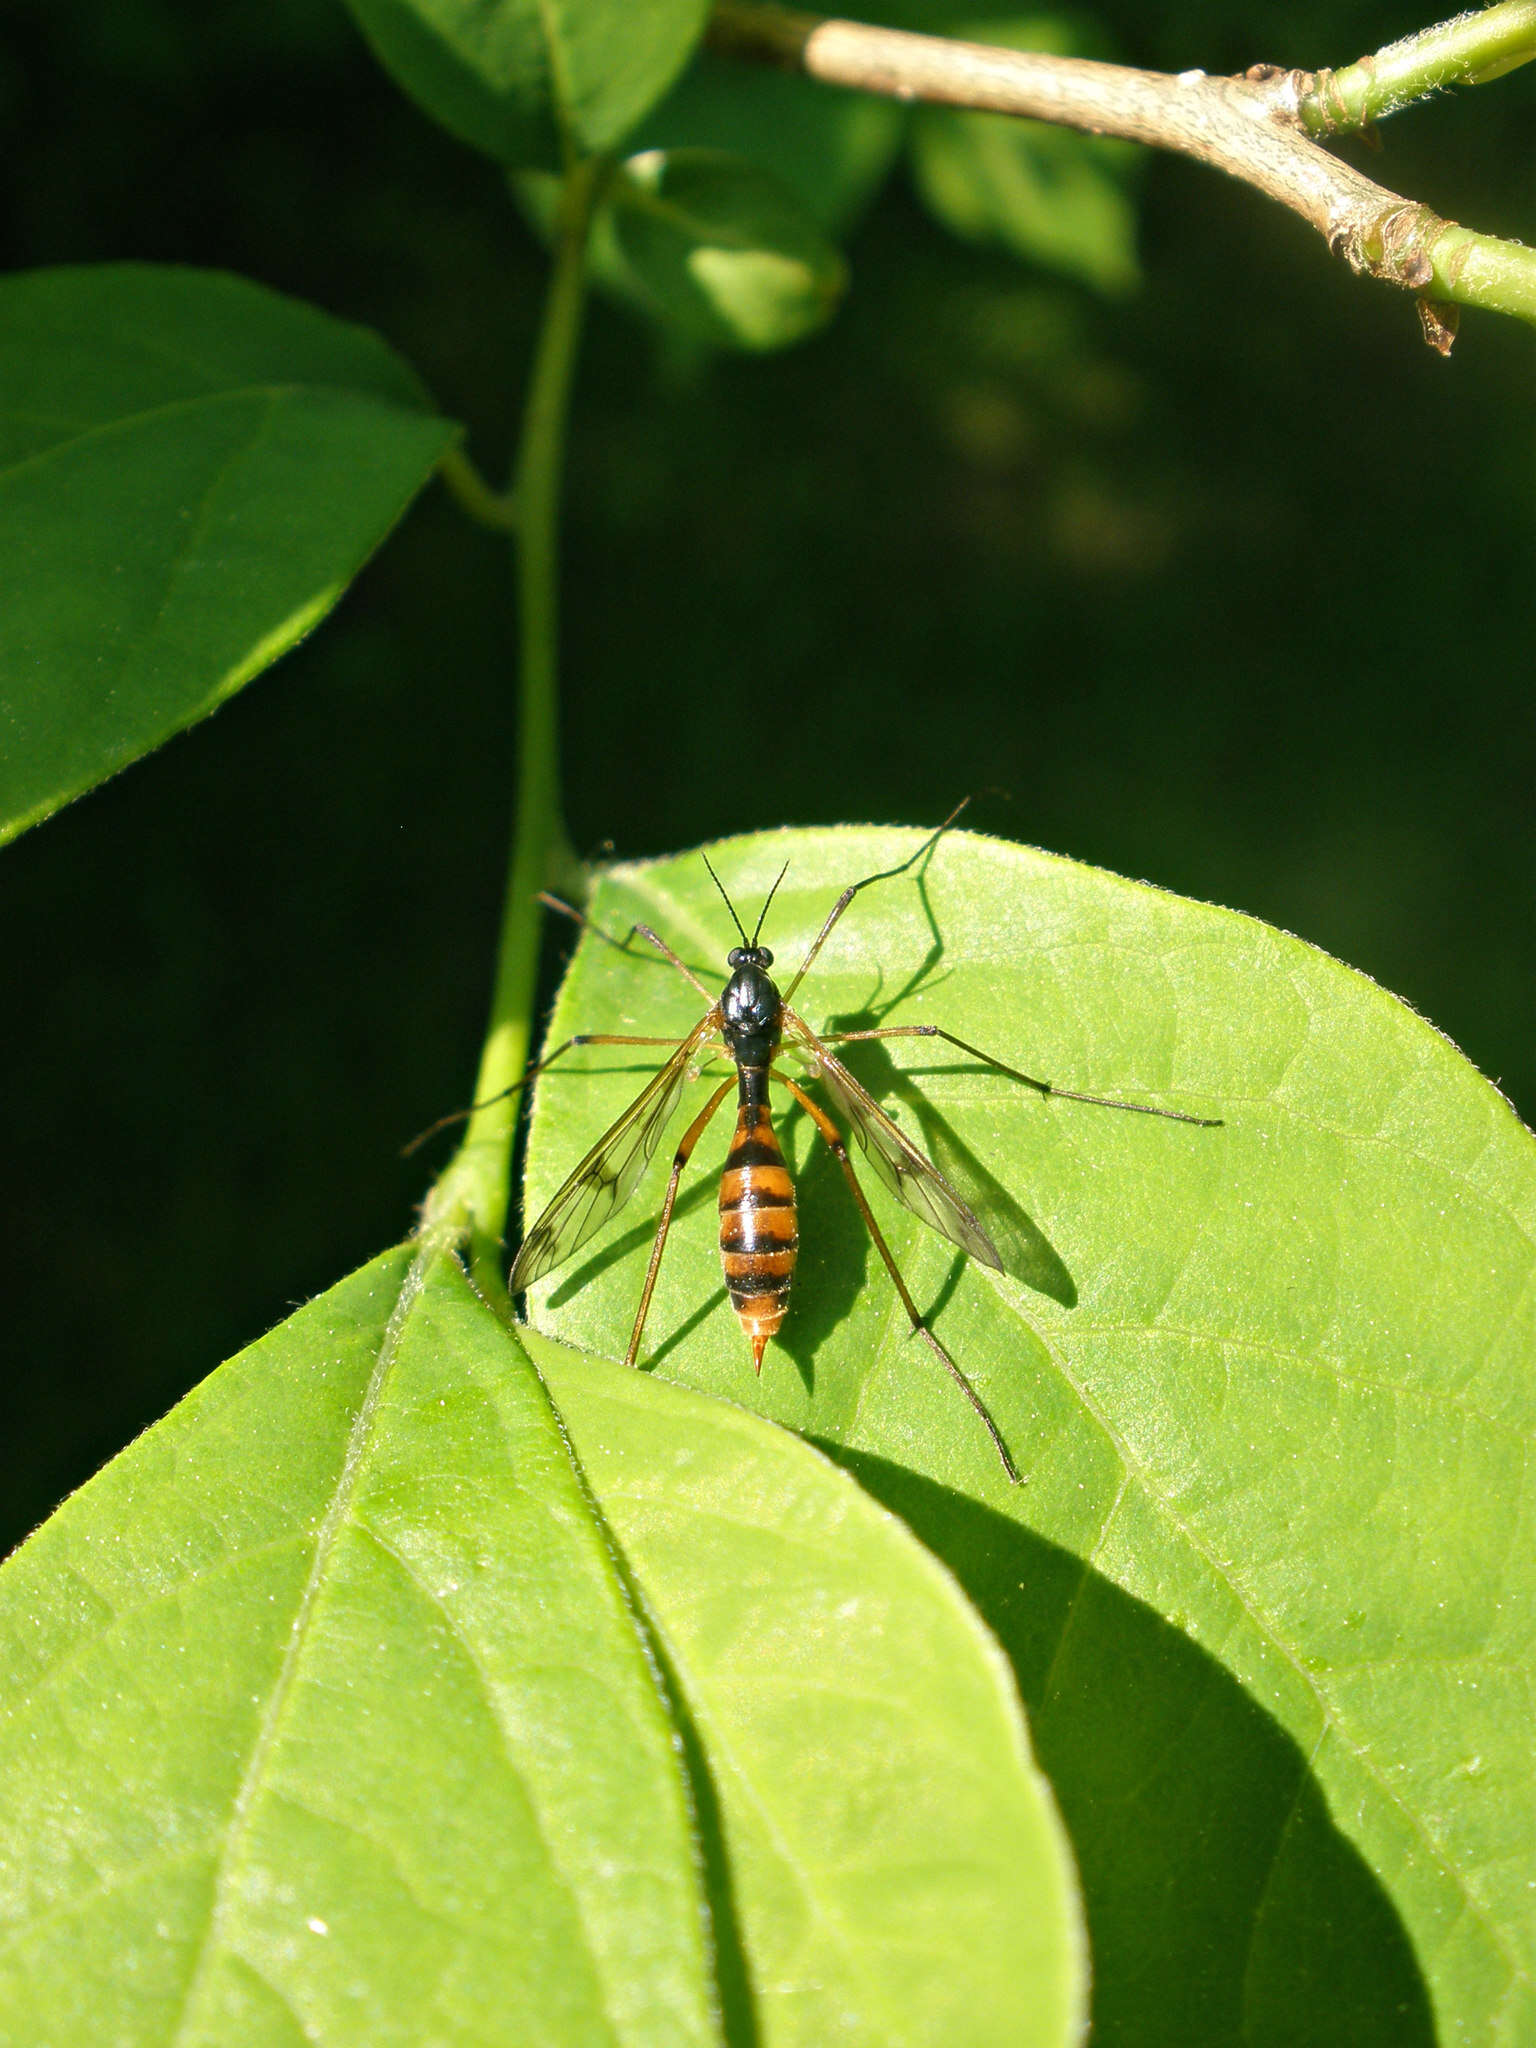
[339,0,709,168]
[518,824,1536,2047]
[637,50,906,234]
[606,150,849,352]
[0,1251,720,2047]
[0,266,455,847]
[532,1332,1087,2047]
[910,16,1142,296]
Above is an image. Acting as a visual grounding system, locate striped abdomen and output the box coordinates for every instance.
[718,1082,798,1369]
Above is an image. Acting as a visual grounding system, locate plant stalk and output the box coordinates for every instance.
[1299,0,1536,131]
[707,1,1536,339]
[437,444,518,533]
[426,156,603,1293]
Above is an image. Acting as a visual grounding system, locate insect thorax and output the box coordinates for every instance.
[721,946,782,1072]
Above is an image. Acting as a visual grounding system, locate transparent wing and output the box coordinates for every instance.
[785,1009,1003,1271]
[510,1010,721,1291]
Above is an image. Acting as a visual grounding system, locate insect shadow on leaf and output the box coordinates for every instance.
[822,1015,1078,1309]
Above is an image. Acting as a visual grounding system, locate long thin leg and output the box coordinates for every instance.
[402,1033,693,1155]
[780,798,971,1003]
[819,1025,1222,1127]
[539,891,712,998]
[625,1077,735,1367]
[778,1072,1020,1484]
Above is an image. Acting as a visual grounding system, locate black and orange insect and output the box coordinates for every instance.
[505,808,1218,1480]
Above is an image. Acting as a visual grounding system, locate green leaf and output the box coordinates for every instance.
[0,1249,1083,2044]
[339,0,709,167]
[0,266,455,847]
[607,150,849,353]
[519,148,849,353]
[909,17,1142,296]
[534,1331,1086,2046]
[517,824,1536,2046]
[636,50,906,234]
[0,1251,720,2046]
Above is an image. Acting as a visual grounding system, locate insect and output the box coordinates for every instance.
[496,807,1220,1481]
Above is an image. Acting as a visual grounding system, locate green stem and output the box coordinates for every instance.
[1299,0,1536,134]
[438,444,518,533]
[1427,221,1536,327]
[425,156,604,1293]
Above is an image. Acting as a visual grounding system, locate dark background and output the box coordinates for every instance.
[2,0,1531,1553]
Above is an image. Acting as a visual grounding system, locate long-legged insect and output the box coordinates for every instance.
[497,806,1219,1482]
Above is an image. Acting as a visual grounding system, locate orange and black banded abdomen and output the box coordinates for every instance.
[718,1085,798,1368]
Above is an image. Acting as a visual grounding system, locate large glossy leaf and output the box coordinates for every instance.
[517,824,1536,2047]
[0,1246,1083,2044]
[0,1250,718,2047]
[339,0,709,167]
[0,266,456,847]
[534,1331,1086,2047]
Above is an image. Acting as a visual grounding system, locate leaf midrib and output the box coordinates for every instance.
[0,380,427,488]
[168,1243,428,2042]
[1082,1312,1534,1443]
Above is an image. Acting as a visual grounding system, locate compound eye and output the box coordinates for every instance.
[727,947,746,968]
[757,948,773,968]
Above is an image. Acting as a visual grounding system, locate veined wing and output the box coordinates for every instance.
[784,1009,1003,1271]
[510,1009,721,1291]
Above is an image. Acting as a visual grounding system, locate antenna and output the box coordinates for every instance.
[752,861,790,946]
[701,850,750,947]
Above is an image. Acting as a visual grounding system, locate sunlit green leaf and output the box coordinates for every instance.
[606,150,849,352]
[339,0,709,167]
[518,824,1536,2047]
[0,1251,719,2047]
[534,1331,1086,2047]
[517,148,848,352]
[0,1246,1084,2044]
[0,266,455,847]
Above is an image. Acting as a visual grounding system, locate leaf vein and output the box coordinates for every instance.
[997,1272,1528,1991]
[166,1243,427,2044]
